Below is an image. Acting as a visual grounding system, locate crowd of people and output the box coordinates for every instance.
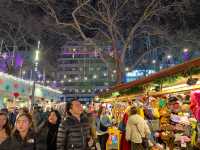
[0,98,153,150]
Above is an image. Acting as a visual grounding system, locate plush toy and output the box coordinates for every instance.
[150,97,159,108]
[159,107,170,117]
[189,118,197,146]
[152,108,160,119]
[138,107,145,118]
[144,108,154,120]
[190,91,200,121]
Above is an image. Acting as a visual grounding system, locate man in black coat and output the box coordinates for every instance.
[57,99,94,150]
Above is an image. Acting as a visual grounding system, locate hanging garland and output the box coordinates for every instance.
[119,85,144,95]
[100,67,200,99]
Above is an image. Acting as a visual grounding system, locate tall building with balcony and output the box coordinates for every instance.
[57,41,116,102]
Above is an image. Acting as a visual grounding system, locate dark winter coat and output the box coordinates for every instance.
[10,130,44,150]
[0,137,12,150]
[37,121,59,150]
[57,114,92,150]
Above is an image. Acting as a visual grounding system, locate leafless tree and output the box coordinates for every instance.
[32,0,181,82]
[14,0,197,83]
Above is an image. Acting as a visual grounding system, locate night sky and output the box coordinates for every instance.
[0,0,199,83]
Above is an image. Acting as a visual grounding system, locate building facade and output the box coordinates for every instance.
[57,41,116,102]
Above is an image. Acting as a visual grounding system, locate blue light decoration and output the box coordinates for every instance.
[125,69,155,82]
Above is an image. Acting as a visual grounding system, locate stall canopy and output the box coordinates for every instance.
[0,72,62,101]
[97,57,200,100]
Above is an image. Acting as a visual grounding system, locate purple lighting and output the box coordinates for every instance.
[182,51,189,61]
[15,53,24,67]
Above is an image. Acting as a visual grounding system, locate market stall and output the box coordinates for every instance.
[96,57,200,150]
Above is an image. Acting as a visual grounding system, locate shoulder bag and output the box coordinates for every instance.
[134,124,149,149]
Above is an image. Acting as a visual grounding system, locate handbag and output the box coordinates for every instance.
[134,124,149,149]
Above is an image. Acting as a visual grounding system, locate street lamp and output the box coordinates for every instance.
[31,41,40,110]
[35,50,40,62]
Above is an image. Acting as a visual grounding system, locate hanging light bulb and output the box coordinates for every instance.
[167,55,172,59]
[93,75,97,79]
[22,70,26,75]
[183,48,188,52]
[125,67,129,72]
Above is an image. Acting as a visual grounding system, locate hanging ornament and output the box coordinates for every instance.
[5,84,10,91]
[13,83,19,89]
[21,88,25,94]
[13,92,20,98]
[0,79,4,84]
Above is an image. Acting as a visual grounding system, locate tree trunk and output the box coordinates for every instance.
[112,41,125,83]
[116,57,124,83]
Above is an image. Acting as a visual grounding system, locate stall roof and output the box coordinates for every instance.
[98,57,200,96]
